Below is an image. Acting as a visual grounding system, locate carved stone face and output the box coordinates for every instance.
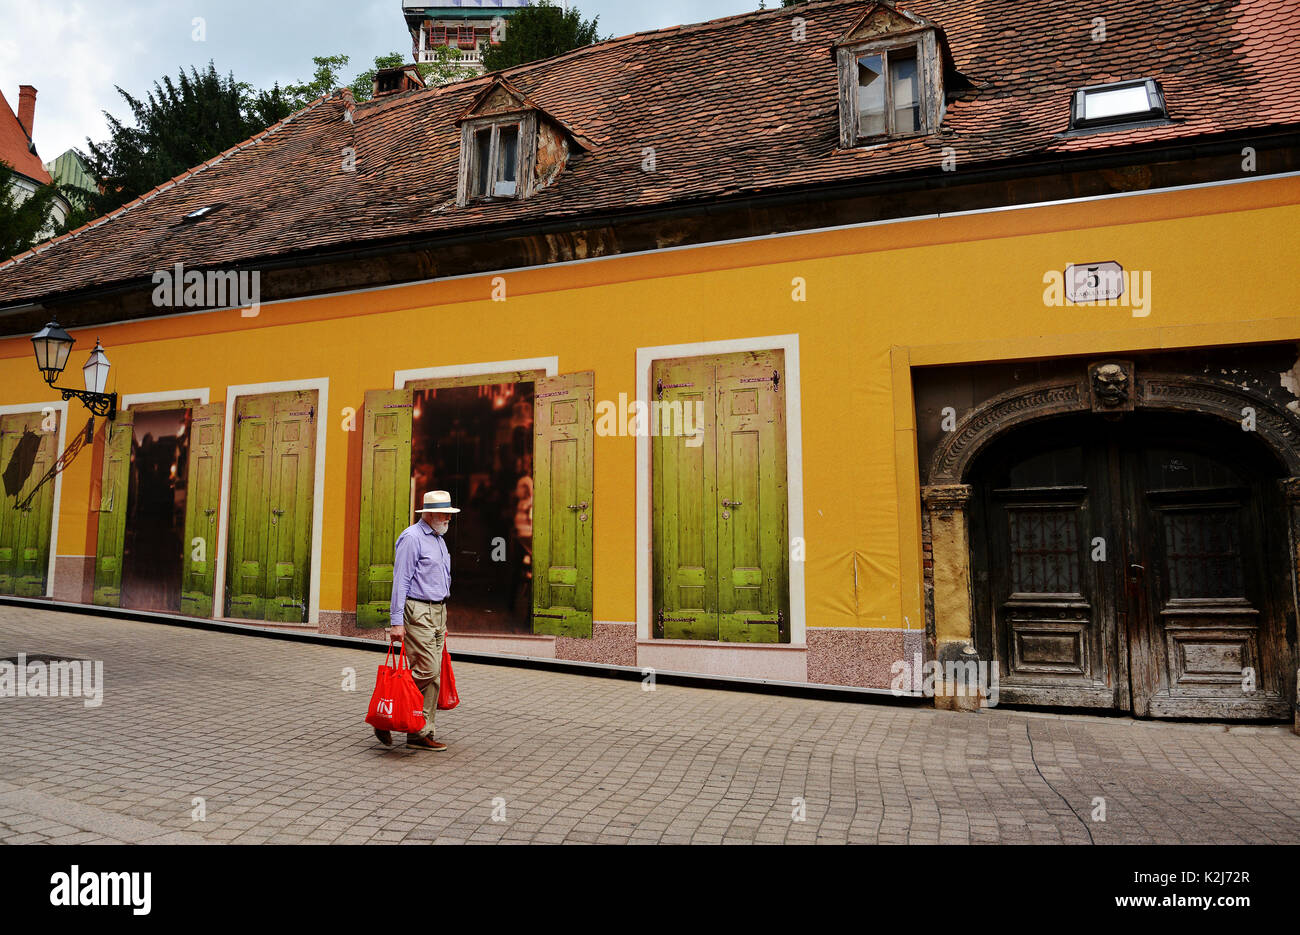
[1093,364,1130,406]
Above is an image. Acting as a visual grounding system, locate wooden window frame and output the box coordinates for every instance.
[836,31,942,149]
[458,112,538,206]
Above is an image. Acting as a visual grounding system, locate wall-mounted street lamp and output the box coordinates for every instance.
[30,321,118,420]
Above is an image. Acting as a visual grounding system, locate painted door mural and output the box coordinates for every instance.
[0,410,60,597]
[356,389,413,628]
[180,403,225,617]
[226,390,317,623]
[532,372,594,638]
[971,413,1293,719]
[92,412,134,606]
[93,401,220,615]
[355,372,591,637]
[654,350,789,643]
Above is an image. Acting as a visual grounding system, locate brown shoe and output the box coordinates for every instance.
[406,734,447,752]
[373,727,392,746]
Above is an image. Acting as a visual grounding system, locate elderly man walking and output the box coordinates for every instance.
[374,490,459,752]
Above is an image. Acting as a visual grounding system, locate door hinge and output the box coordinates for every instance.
[656,379,694,399]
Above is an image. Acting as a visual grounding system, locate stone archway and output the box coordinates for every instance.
[920,361,1300,720]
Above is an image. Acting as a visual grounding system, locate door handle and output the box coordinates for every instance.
[567,502,588,511]
[1128,563,1144,575]
[722,499,742,508]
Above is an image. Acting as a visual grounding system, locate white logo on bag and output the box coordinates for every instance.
[377,699,393,717]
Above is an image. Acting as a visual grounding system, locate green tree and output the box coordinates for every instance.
[81,63,260,216]
[283,54,351,110]
[0,160,65,259]
[481,1,601,72]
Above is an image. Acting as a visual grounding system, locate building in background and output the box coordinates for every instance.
[0,85,69,237]
[403,0,562,76]
[44,149,97,204]
[1,0,1298,722]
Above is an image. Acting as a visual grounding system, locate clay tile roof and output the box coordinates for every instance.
[1,0,1298,306]
[0,89,52,186]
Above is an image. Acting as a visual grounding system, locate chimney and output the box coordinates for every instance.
[17,85,36,138]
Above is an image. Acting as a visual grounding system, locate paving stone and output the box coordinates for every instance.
[2,608,1299,845]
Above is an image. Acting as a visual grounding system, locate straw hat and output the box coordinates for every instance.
[416,490,460,514]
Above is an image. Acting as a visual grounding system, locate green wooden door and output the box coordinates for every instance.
[532,372,594,637]
[92,412,134,606]
[357,389,413,628]
[0,411,60,597]
[264,391,317,622]
[180,402,224,617]
[653,351,789,644]
[716,352,788,642]
[652,357,719,640]
[226,395,274,620]
[0,416,19,594]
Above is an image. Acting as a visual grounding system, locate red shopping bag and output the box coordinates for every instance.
[366,642,427,733]
[437,643,459,710]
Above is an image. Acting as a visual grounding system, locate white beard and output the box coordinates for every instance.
[431,519,450,535]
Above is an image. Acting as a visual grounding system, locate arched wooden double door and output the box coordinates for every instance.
[970,412,1294,719]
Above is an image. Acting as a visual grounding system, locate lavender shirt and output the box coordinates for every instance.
[389,519,451,629]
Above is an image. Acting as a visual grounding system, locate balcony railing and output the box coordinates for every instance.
[417,45,483,65]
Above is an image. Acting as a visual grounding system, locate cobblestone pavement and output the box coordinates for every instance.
[1,607,1298,845]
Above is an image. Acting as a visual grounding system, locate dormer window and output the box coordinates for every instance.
[471,120,522,199]
[855,44,922,138]
[460,113,536,203]
[456,76,591,207]
[833,5,945,149]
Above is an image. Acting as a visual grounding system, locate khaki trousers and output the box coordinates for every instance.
[402,598,446,738]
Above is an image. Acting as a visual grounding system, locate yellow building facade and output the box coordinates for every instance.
[2,171,1296,714]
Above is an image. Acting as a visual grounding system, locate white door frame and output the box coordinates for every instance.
[214,378,329,624]
[636,334,805,644]
[0,400,70,599]
[120,388,211,409]
[394,356,559,389]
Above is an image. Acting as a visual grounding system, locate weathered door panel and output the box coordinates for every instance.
[180,403,224,617]
[16,415,57,597]
[0,415,20,594]
[653,357,718,640]
[357,389,413,628]
[0,412,60,597]
[532,372,594,638]
[93,412,134,607]
[1130,439,1289,718]
[715,352,787,643]
[265,391,317,623]
[973,414,1291,720]
[226,395,274,620]
[974,424,1123,709]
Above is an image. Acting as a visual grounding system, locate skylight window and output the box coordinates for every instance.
[1071,79,1167,130]
[181,204,224,223]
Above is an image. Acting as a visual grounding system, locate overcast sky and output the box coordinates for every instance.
[0,0,759,161]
